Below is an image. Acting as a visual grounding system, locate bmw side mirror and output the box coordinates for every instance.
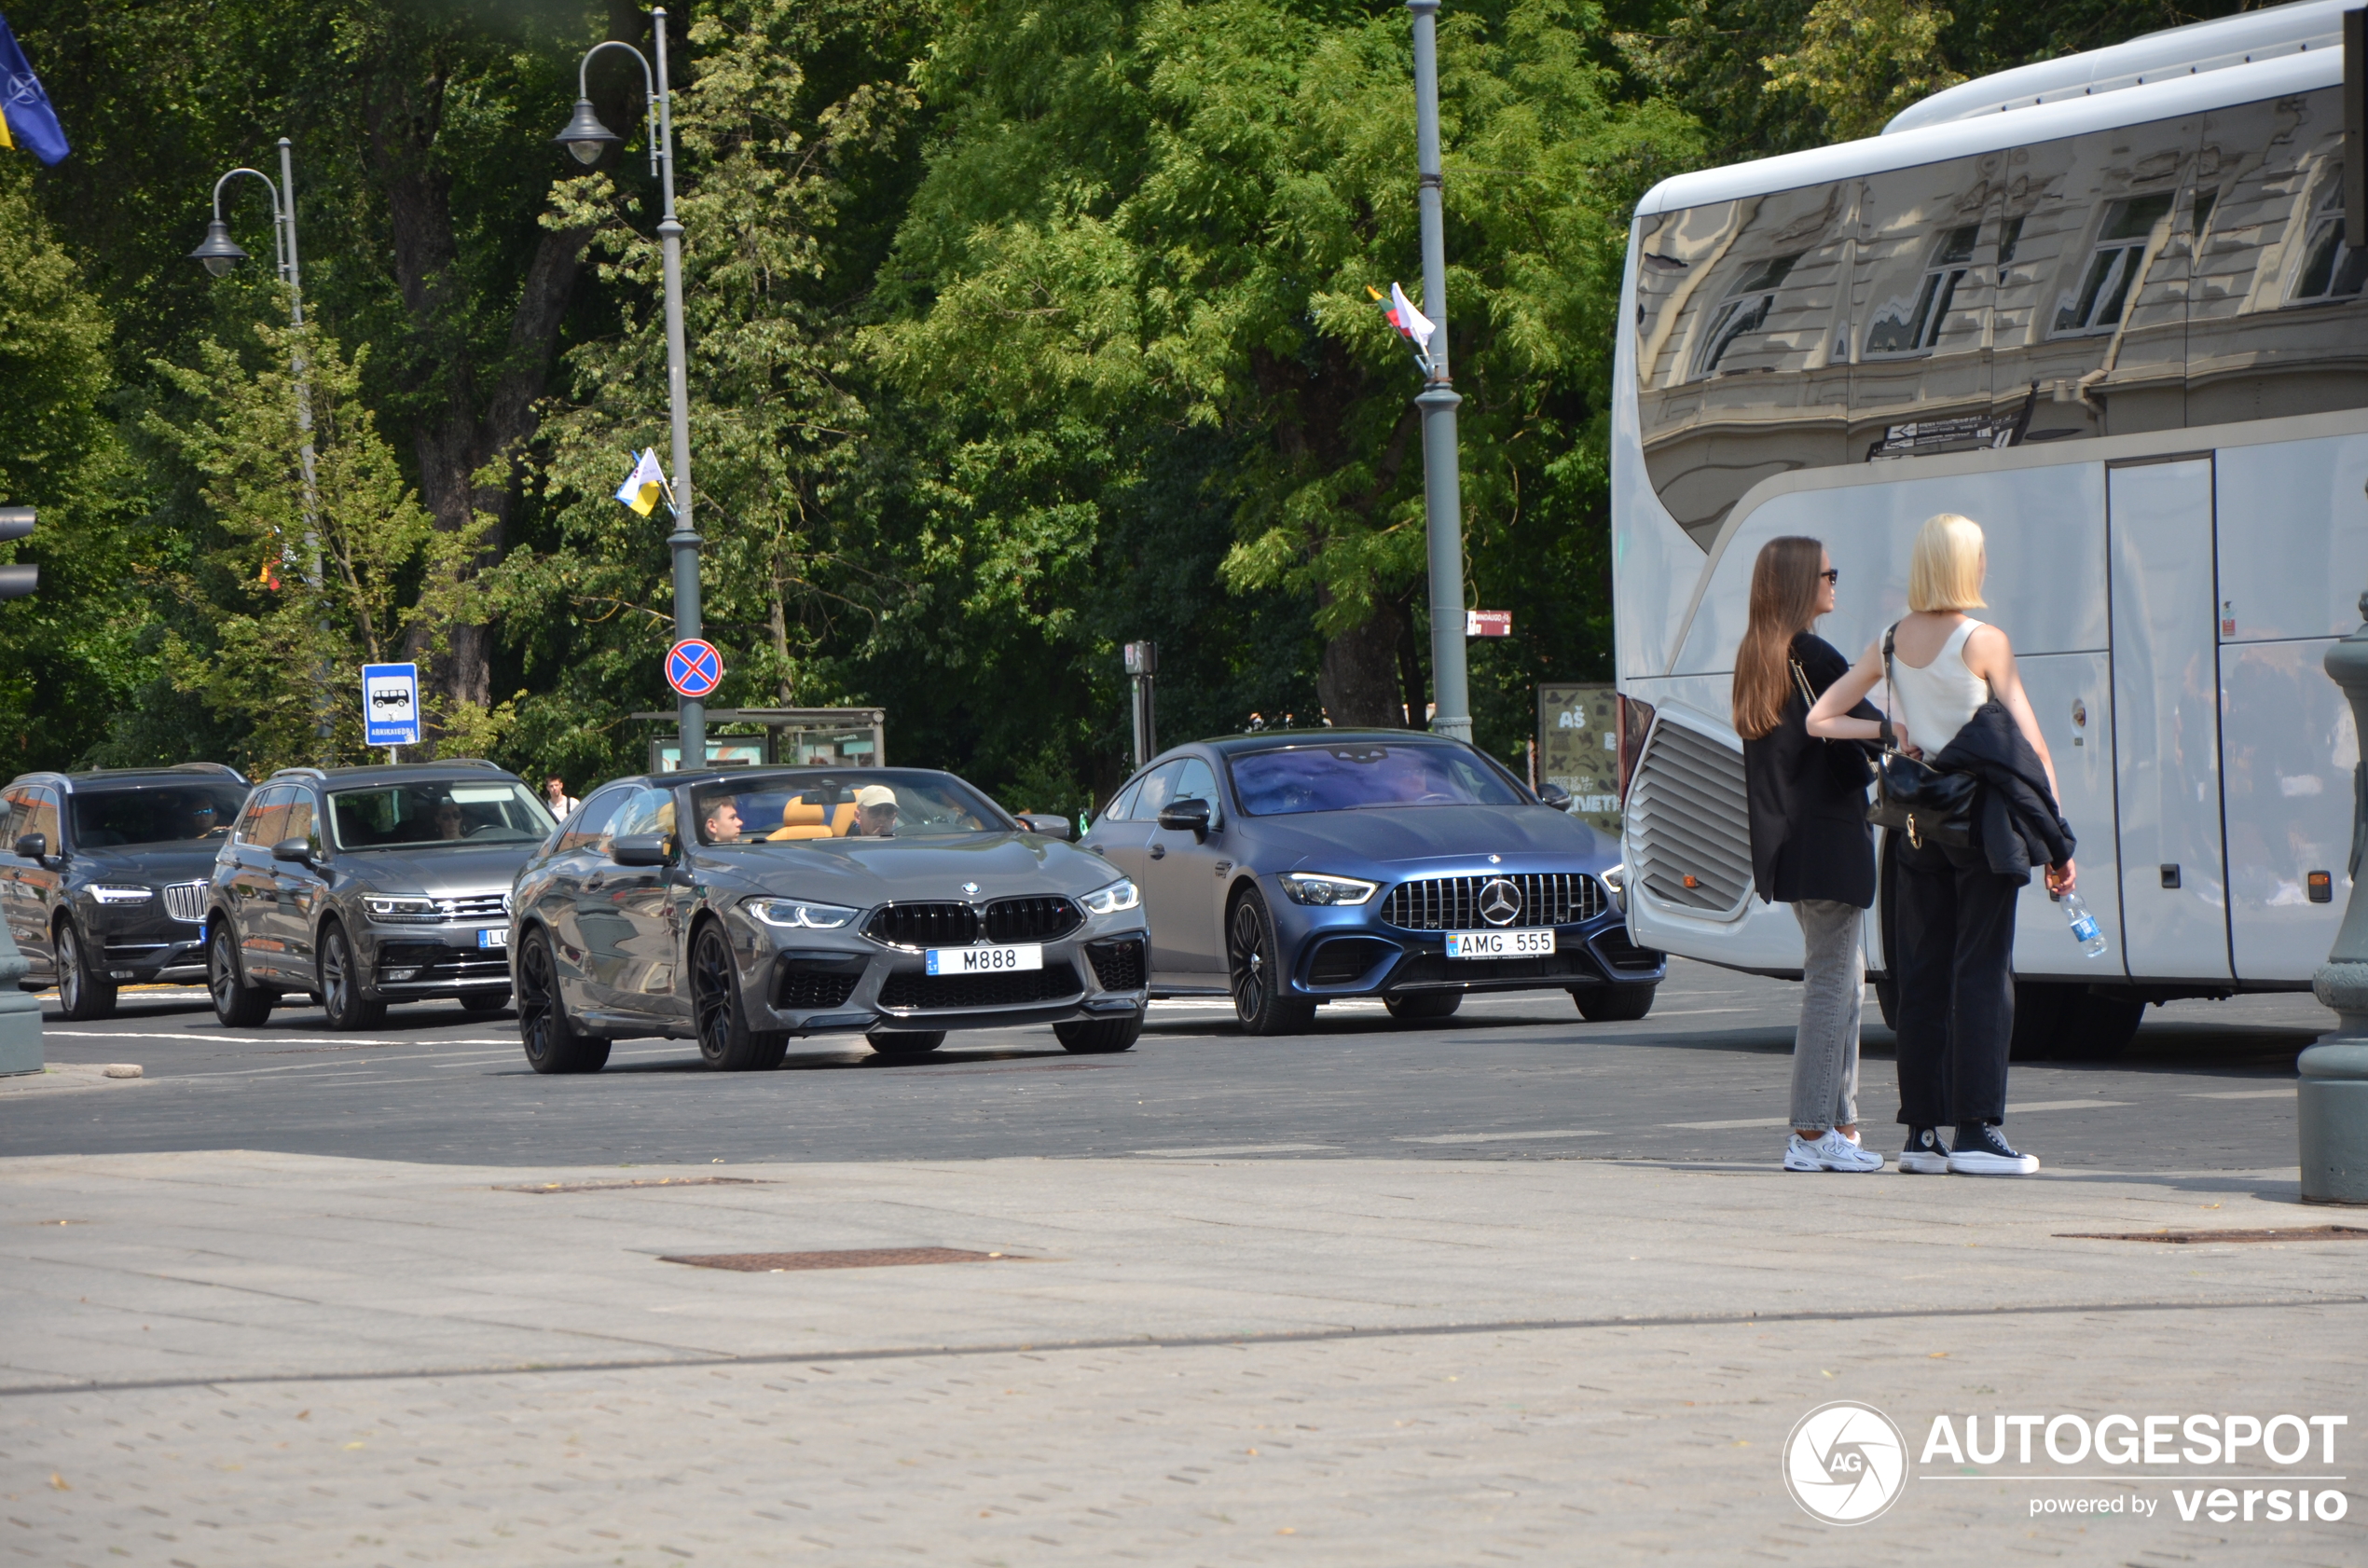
[1157,798,1213,841]
[1016,812,1074,841]
[13,832,44,862]
[1536,781,1572,809]
[269,837,317,867]
[610,833,671,868]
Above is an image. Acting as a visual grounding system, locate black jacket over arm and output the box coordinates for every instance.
[1930,701,2076,878]
[1742,632,1879,908]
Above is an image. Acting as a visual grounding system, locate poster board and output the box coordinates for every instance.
[1537,683,1625,837]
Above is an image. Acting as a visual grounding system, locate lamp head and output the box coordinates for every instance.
[189,220,249,278]
[554,98,621,165]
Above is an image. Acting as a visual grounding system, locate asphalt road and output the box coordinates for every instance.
[1,959,2320,1172]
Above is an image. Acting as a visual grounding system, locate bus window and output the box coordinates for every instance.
[1849,153,2002,461]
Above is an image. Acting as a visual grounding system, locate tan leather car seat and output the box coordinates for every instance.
[768,799,834,841]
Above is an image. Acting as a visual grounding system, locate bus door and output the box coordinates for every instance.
[2108,456,2232,980]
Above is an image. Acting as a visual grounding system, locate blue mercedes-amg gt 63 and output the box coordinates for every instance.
[1081,730,1662,1033]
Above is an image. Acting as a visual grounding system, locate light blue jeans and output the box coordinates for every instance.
[1790,899,1863,1133]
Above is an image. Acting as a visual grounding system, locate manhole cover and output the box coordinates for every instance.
[497,1177,766,1194]
[2056,1225,2368,1245]
[660,1247,1026,1272]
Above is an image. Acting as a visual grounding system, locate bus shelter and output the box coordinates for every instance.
[634,708,886,774]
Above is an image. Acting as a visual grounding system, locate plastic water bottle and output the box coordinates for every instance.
[2061,891,2108,958]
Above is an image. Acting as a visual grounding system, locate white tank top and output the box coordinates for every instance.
[1888,618,1988,754]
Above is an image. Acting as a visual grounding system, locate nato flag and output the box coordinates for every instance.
[0,12,69,166]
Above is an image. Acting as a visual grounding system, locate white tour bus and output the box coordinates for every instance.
[1612,0,2368,1056]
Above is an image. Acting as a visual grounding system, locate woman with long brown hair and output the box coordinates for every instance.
[1736,536,1882,1173]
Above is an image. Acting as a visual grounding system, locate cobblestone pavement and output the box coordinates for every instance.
[2,1151,2362,1565]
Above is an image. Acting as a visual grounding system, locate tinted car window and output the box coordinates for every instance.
[245,787,296,847]
[556,786,632,855]
[1170,758,1221,825]
[282,791,322,853]
[689,770,1012,845]
[604,787,677,850]
[19,788,59,849]
[1097,777,1146,823]
[1131,762,1188,820]
[70,785,248,847]
[328,781,553,849]
[1228,743,1525,816]
[234,788,283,846]
[2,787,30,844]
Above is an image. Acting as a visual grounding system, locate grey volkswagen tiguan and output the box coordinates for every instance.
[203,763,556,1029]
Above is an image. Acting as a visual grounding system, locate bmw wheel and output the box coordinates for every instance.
[691,922,787,1071]
[516,927,608,1074]
[1227,887,1315,1036]
[206,921,274,1028]
[53,921,117,1022]
[1053,1015,1141,1053]
[318,924,387,1031]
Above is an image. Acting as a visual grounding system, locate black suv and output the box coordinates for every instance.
[2,764,253,1019]
[202,762,557,1029]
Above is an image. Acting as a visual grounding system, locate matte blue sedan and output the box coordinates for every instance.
[1081,730,1663,1033]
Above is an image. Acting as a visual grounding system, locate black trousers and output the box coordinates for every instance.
[1893,836,2023,1127]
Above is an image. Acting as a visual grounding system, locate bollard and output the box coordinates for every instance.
[2305,590,2368,1203]
[0,913,41,1077]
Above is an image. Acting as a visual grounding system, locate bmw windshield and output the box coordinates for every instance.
[1227,743,1525,817]
[690,770,1014,846]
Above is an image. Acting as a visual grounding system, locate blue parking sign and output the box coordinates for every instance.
[363,663,421,746]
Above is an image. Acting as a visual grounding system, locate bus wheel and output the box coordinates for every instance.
[2009,981,2076,1062]
[2055,991,2146,1061]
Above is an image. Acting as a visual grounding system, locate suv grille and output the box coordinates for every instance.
[1625,721,1752,914]
[162,882,209,924]
[865,902,978,948]
[1381,873,1604,930]
[877,962,1085,1011]
[435,893,509,922]
[984,896,1081,942]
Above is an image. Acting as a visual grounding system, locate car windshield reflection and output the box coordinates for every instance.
[1228,743,1525,817]
[330,782,554,850]
[690,769,1012,846]
[70,784,248,847]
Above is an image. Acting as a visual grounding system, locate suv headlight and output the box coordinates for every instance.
[1081,877,1139,915]
[745,898,858,929]
[1277,872,1378,906]
[89,885,154,904]
[364,895,436,921]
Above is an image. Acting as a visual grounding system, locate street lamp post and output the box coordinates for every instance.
[1407,0,1471,743]
[554,10,706,769]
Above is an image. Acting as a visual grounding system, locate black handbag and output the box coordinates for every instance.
[1866,624,1976,849]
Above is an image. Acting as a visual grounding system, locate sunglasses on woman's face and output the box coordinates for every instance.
[1818,569,1840,585]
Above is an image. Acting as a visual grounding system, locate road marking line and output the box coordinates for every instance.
[1665,1099,2130,1131]
[2001,1099,2132,1113]
[1129,1143,1342,1157]
[43,1031,518,1046]
[2182,1087,2295,1099]
[1394,1129,1608,1144]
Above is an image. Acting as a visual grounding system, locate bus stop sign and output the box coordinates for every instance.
[363,663,421,747]
[667,639,723,699]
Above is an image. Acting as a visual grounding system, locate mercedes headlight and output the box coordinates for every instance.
[745,898,858,929]
[89,885,154,904]
[1081,877,1140,915]
[363,895,436,921]
[1277,872,1378,906]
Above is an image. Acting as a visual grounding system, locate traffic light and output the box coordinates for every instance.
[0,507,34,601]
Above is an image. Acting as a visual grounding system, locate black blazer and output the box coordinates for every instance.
[1742,632,1879,908]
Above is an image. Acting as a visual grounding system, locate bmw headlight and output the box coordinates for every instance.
[1081,877,1140,915]
[364,895,436,922]
[1277,872,1378,906]
[745,898,858,929]
[90,885,155,904]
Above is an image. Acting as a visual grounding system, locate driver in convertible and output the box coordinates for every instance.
[701,797,746,845]
[847,784,899,838]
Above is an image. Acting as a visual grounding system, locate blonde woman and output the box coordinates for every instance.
[1808,515,2076,1177]
[1736,537,1883,1173]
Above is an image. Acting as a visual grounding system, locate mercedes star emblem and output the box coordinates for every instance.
[1478,877,1522,927]
[961,882,979,895]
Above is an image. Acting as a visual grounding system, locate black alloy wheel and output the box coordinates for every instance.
[516,927,608,1074]
[318,924,388,1031]
[1053,1015,1141,1053]
[1227,887,1315,1036]
[53,922,117,1022]
[207,921,274,1027]
[1574,983,1657,1022]
[459,991,510,1015]
[868,1031,945,1059]
[1384,990,1461,1023]
[692,922,787,1071]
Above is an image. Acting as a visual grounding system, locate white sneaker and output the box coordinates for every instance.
[1946,1124,2040,1176]
[1785,1130,1884,1173]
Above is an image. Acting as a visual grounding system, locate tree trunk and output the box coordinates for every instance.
[1317,589,1411,727]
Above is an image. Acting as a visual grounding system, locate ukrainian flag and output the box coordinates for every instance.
[0,12,68,166]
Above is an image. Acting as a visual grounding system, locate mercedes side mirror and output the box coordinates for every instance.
[1016,812,1074,841]
[13,832,45,861]
[610,833,672,867]
[1536,781,1572,809]
[1157,798,1213,840]
[269,837,317,866]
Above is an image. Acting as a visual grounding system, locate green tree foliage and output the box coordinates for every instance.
[1762,0,1962,144]
[147,320,486,773]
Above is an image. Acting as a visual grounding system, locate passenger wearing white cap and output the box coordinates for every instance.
[849,784,900,837]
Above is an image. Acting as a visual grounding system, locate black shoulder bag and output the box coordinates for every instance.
[1866,623,1976,849]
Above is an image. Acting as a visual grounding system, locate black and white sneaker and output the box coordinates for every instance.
[1898,1126,1950,1175]
[1947,1122,2040,1176]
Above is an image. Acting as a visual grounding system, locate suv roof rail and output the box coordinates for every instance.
[434,758,509,771]
[268,766,330,781]
[168,762,247,781]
